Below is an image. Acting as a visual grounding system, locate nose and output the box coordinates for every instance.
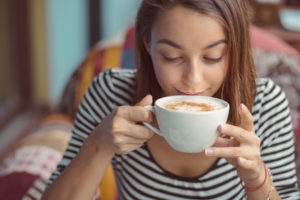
[183,59,203,86]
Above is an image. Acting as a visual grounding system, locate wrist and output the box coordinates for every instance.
[242,161,267,192]
[243,164,275,200]
[85,134,115,158]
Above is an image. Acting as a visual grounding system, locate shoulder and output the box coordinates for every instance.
[92,68,136,90]
[95,68,137,81]
[90,68,137,106]
[253,78,292,137]
[254,77,287,107]
[92,68,137,93]
[73,68,137,134]
[256,77,279,95]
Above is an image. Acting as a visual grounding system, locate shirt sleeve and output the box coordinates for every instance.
[46,69,119,186]
[254,78,300,199]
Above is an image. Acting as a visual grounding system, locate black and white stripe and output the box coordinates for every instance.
[47,69,300,199]
[23,177,47,200]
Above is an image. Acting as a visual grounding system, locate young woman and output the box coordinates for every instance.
[43,0,299,199]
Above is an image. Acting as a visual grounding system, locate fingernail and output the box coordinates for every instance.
[205,148,214,156]
[219,124,226,132]
[241,104,247,111]
[238,157,245,164]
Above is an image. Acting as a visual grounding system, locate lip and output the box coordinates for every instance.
[177,89,204,96]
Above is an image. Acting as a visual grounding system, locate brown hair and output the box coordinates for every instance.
[134,0,257,126]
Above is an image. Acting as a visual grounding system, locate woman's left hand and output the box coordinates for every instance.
[205,104,265,188]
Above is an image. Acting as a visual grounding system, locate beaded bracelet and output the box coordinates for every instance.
[266,168,274,200]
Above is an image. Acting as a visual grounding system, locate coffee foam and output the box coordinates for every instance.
[164,100,224,112]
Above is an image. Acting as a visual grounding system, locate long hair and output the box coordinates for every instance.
[134,0,257,126]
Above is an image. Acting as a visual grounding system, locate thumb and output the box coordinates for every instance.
[135,94,153,107]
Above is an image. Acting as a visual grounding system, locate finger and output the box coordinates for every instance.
[128,123,155,139]
[212,137,233,147]
[113,134,148,146]
[239,104,255,132]
[205,146,249,159]
[135,94,153,106]
[115,143,145,155]
[117,118,154,139]
[115,106,153,123]
[218,124,250,144]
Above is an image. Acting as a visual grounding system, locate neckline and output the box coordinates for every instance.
[143,143,221,182]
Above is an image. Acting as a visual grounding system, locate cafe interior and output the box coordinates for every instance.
[0,0,299,199]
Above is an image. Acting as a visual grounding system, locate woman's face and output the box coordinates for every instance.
[146,6,228,97]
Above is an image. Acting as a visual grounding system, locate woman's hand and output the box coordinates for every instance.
[205,104,265,188]
[90,95,154,155]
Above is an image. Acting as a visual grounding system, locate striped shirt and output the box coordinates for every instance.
[48,68,300,199]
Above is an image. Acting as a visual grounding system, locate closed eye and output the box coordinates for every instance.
[162,55,182,62]
[204,56,222,63]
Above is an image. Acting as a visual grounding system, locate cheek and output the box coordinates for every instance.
[206,69,225,84]
[152,59,179,93]
[153,63,176,86]
[205,62,228,86]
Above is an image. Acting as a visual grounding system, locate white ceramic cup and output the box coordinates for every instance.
[143,95,229,153]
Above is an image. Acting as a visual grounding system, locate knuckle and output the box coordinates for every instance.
[114,107,123,116]
[246,146,260,160]
[238,132,246,141]
[254,136,261,146]
[111,119,121,133]
[115,106,129,117]
[142,111,149,121]
[119,146,129,155]
[135,107,148,121]
[134,106,151,121]
[143,111,153,123]
[254,151,261,159]
[252,149,261,160]
[112,136,122,146]
[232,151,239,157]
[116,137,124,145]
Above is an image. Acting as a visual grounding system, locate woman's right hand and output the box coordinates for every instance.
[42,97,154,200]
[90,95,155,155]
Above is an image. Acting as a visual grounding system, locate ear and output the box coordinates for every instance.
[143,37,151,55]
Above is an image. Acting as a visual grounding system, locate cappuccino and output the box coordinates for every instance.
[164,100,223,112]
[143,95,229,153]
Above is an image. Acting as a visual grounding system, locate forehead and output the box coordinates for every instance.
[150,5,226,48]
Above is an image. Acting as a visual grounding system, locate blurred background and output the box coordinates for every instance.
[0,0,142,160]
[0,0,299,170]
[0,0,300,157]
[0,0,299,199]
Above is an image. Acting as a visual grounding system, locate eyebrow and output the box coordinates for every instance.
[203,39,227,50]
[157,39,227,50]
[157,39,182,49]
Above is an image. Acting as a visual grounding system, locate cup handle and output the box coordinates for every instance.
[143,105,163,136]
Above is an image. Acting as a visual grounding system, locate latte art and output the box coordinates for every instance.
[164,101,223,112]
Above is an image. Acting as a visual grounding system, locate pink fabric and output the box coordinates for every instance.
[0,146,62,180]
[95,50,104,76]
[250,25,300,58]
[124,26,135,48]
